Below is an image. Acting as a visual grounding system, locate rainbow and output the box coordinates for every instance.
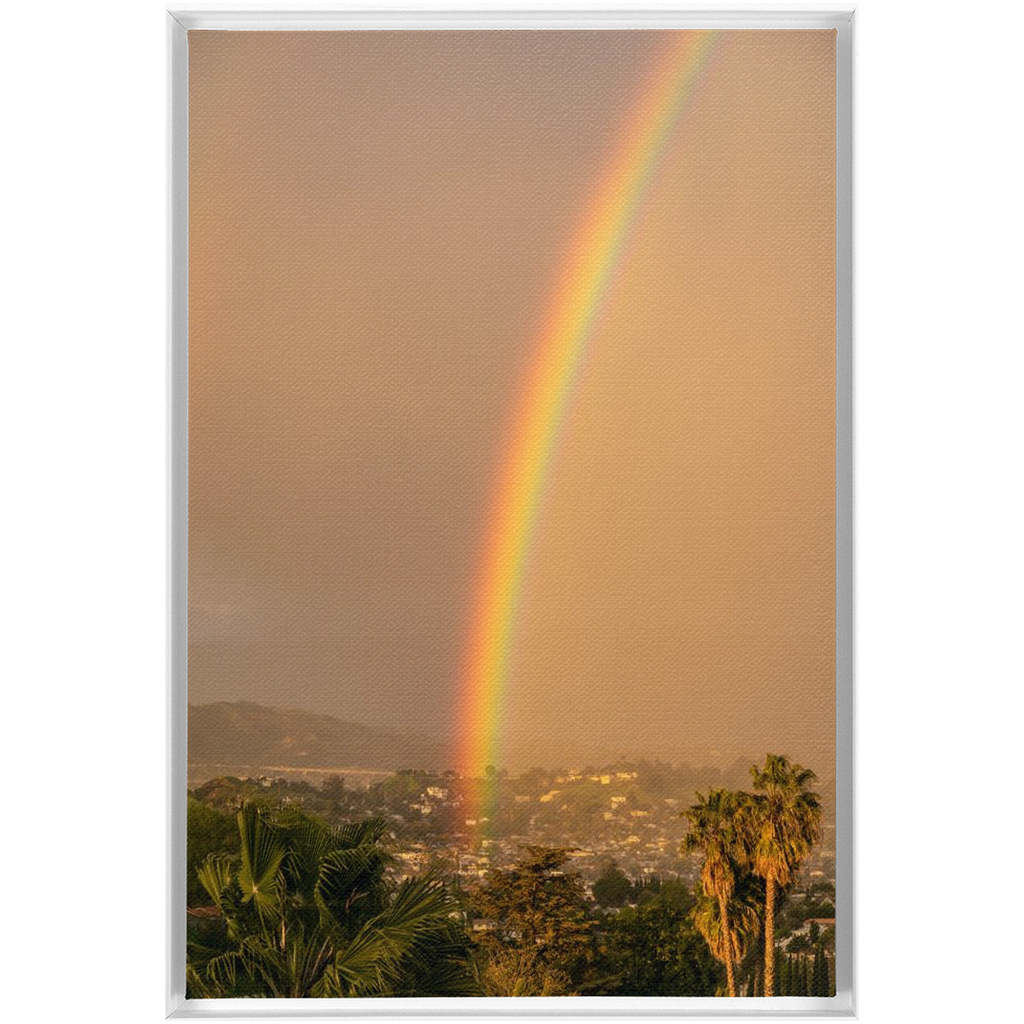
[456,31,724,812]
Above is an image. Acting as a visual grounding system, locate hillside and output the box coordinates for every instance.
[188,701,445,774]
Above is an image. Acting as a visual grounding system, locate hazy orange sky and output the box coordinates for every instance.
[189,31,835,776]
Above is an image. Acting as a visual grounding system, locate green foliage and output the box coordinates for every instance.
[645,877,693,911]
[187,796,240,907]
[593,861,632,908]
[811,947,830,997]
[785,955,806,996]
[681,788,751,996]
[186,802,478,998]
[746,755,822,996]
[779,955,793,996]
[746,755,822,892]
[471,846,594,982]
[682,789,746,901]
[322,775,346,801]
[590,894,719,996]
[478,946,571,996]
[186,754,828,999]
[691,876,761,971]
[677,755,826,998]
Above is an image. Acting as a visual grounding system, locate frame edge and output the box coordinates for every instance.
[167,7,189,1018]
[166,7,856,1017]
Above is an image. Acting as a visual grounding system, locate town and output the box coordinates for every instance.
[188,755,836,998]
[189,758,835,897]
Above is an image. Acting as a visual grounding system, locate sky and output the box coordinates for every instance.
[188,30,836,777]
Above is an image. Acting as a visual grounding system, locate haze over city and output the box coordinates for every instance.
[188,30,836,777]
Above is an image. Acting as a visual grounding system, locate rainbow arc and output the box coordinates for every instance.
[456,31,724,819]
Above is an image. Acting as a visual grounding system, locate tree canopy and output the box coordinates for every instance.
[187,803,478,998]
[471,846,594,981]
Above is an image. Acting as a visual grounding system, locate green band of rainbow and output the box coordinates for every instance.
[456,32,724,800]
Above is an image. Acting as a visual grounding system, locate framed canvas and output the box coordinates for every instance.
[168,5,854,1017]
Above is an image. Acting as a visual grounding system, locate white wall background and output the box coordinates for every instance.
[2,2,1019,1020]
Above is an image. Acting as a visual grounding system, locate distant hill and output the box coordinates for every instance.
[188,701,445,773]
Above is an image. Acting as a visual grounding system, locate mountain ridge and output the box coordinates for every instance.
[188,701,446,773]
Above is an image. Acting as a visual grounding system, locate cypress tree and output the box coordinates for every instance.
[778,952,789,996]
[794,956,808,996]
[812,947,829,997]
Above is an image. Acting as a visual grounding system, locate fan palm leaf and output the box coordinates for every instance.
[235,802,286,927]
[187,802,477,999]
[197,853,237,908]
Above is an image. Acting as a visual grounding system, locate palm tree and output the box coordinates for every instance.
[745,755,822,997]
[187,802,478,998]
[691,880,761,996]
[681,789,748,996]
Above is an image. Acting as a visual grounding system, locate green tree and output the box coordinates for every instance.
[745,755,821,996]
[591,894,718,996]
[471,847,594,985]
[187,796,240,907]
[778,951,790,996]
[478,946,570,996]
[812,946,829,997]
[593,861,633,908]
[321,774,346,802]
[787,956,804,996]
[693,866,767,997]
[186,802,477,998]
[691,887,761,995]
[681,789,748,996]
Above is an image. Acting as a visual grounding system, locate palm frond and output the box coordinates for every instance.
[236,802,286,923]
[197,853,237,908]
[314,844,391,930]
[187,806,476,999]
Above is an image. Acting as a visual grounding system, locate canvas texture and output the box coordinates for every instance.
[185,30,837,1001]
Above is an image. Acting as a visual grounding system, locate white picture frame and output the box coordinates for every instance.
[168,6,855,1017]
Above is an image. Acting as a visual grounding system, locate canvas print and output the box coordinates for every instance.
[186,28,838,1000]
